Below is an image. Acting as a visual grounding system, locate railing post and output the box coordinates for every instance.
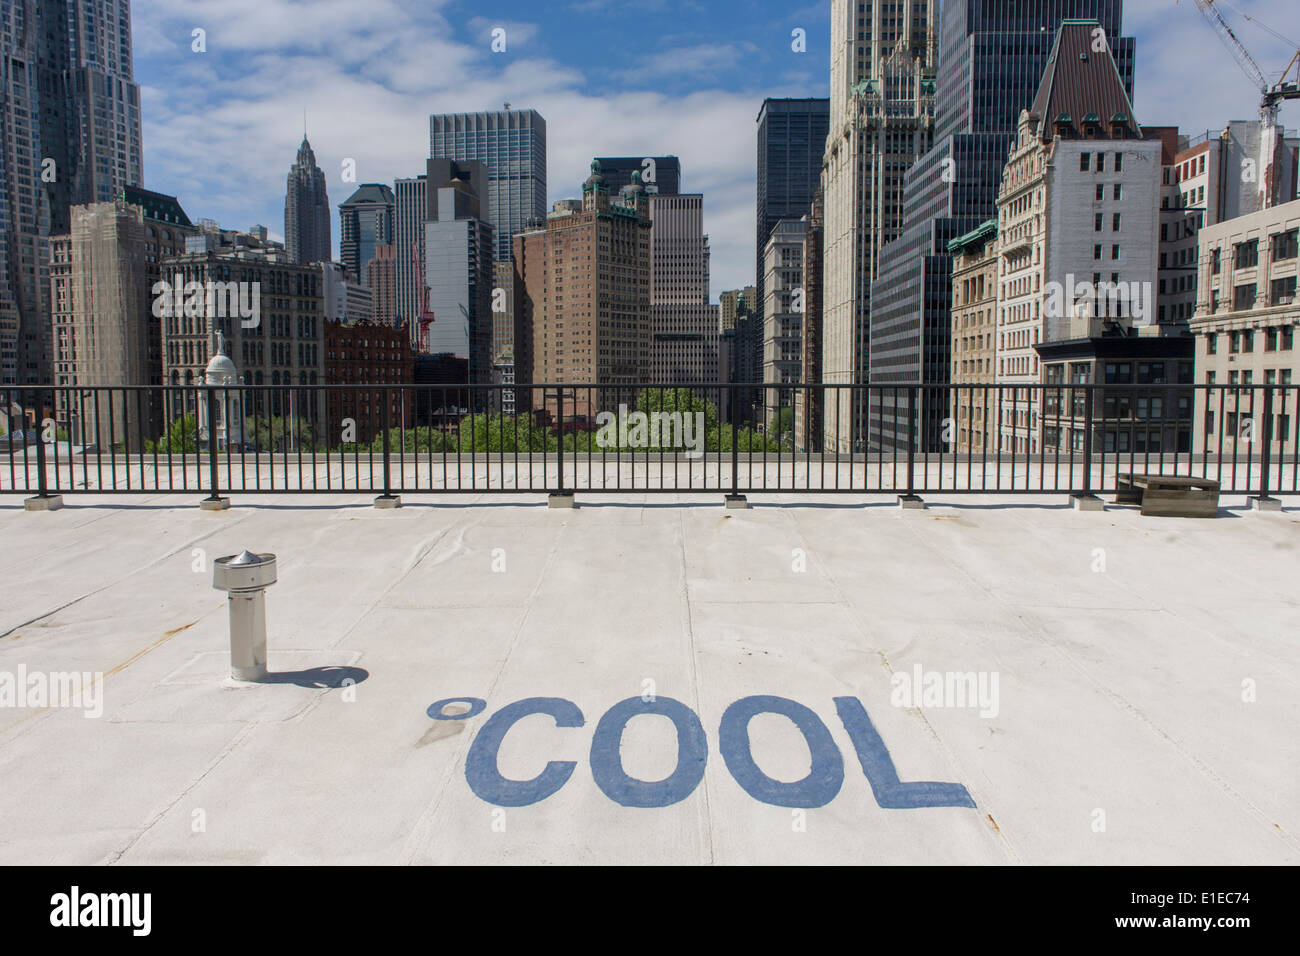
[549,386,574,508]
[200,382,230,510]
[1072,383,1103,511]
[374,387,400,508]
[726,384,748,508]
[24,388,63,511]
[1250,386,1281,511]
[898,385,924,509]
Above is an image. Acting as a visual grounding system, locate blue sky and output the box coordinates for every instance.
[132,0,1300,300]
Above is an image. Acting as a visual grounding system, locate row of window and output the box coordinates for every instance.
[1081,151,1125,173]
[1205,325,1296,354]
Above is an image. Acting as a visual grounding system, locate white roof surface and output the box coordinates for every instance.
[0,491,1296,864]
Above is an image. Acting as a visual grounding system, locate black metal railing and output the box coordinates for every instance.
[1,383,1296,501]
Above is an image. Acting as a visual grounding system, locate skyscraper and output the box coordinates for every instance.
[284,137,332,265]
[820,2,938,454]
[513,162,651,416]
[367,244,398,328]
[339,183,395,284]
[756,99,829,321]
[649,190,720,384]
[1,0,143,386]
[870,1,1135,452]
[394,172,428,343]
[429,109,547,261]
[719,287,759,332]
[762,218,808,430]
[423,159,494,384]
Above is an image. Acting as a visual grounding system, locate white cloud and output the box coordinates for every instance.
[612,42,761,84]
[135,0,765,298]
[1130,0,1300,136]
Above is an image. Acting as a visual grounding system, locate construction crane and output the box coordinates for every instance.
[1180,0,1300,208]
[411,241,435,353]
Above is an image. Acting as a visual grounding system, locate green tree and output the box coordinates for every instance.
[146,413,200,454]
[633,387,720,435]
[770,407,796,450]
[243,415,316,452]
[707,423,781,453]
[363,425,449,453]
[458,413,556,453]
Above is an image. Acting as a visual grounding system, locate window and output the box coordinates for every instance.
[1271,228,1299,261]
[1242,329,1254,352]
[1097,153,1106,172]
[1104,362,1132,384]
[1283,326,1294,350]
[1114,183,1123,200]
[1081,152,1091,171]
[1111,244,1120,260]
[1271,275,1296,305]
[1114,152,1123,171]
[1137,362,1167,384]
[1234,284,1257,310]
[1095,213,1104,232]
[1096,184,1104,201]
[1094,244,1102,260]
[1234,239,1259,269]
[1265,328,1278,351]
[1211,248,1221,274]
[1206,333,1217,354]
[1113,213,1122,231]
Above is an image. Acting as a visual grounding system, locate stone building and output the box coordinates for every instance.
[513,161,651,420]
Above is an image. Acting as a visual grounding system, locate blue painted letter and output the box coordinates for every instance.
[465,697,585,807]
[427,697,486,720]
[590,696,707,807]
[719,695,843,808]
[833,696,976,809]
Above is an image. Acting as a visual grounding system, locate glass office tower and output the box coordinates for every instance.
[756,98,829,322]
[429,110,547,262]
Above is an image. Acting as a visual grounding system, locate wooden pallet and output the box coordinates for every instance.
[1114,472,1221,518]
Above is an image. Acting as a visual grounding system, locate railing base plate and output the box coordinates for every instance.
[200,496,231,512]
[1249,495,1283,512]
[724,494,750,510]
[1071,494,1105,512]
[25,494,63,512]
[374,494,402,510]
[548,493,576,509]
[898,494,926,510]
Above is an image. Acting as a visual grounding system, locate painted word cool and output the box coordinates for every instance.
[426,694,976,810]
